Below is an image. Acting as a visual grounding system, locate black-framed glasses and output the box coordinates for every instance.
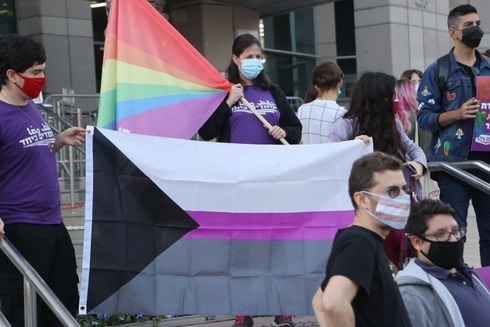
[421,227,466,242]
[363,185,411,199]
[387,185,411,198]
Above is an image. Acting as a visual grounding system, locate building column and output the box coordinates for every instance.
[353,0,451,77]
[171,0,259,72]
[16,0,96,94]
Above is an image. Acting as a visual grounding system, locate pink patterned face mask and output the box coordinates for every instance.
[361,191,411,230]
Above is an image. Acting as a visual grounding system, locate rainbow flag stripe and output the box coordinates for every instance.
[97,0,231,138]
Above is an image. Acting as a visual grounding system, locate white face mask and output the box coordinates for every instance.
[361,191,411,230]
[414,83,420,93]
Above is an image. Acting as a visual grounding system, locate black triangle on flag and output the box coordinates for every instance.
[87,128,200,311]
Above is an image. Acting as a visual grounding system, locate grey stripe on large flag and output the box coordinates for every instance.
[89,239,333,315]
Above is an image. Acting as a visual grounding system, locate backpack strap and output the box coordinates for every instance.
[437,54,450,97]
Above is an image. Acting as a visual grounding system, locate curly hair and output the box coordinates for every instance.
[405,199,457,237]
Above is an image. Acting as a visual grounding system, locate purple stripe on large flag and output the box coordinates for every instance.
[186,210,354,240]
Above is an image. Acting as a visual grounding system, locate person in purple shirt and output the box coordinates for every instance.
[199,34,301,327]
[397,199,490,327]
[0,34,85,327]
[199,34,301,146]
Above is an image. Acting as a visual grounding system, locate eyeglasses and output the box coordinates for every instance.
[421,227,466,242]
[384,185,412,198]
[363,185,411,198]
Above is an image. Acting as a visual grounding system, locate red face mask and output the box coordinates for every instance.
[393,99,400,114]
[14,72,46,99]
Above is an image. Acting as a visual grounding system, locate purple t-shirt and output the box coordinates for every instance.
[229,86,280,144]
[0,100,61,225]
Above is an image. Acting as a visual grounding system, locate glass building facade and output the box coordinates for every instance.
[0,0,16,36]
[262,0,356,104]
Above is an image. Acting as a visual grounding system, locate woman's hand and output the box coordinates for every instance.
[405,161,424,180]
[268,125,286,140]
[226,84,244,107]
[0,218,5,235]
[354,135,371,144]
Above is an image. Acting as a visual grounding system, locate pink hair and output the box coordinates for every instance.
[395,79,418,132]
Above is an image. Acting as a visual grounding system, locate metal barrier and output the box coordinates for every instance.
[37,102,88,210]
[0,237,79,327]
[286,96,304,113]
[427,160,490,195]
[0,311,11,327]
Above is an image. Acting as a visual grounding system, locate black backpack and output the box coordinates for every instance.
[437,54,451,97]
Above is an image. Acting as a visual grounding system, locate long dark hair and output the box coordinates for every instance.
[344,72,405,157]
[225,34,271,89]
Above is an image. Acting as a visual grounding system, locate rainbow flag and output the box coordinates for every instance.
[97,0,232,138]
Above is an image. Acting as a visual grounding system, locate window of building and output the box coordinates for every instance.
[0,0,16,36]
[262,8,317,100]
[335,0,356,104]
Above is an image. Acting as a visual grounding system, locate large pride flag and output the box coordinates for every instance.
[79,127,373,315]
[97,0,232,138]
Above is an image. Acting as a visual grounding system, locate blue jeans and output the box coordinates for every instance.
[438,172,490,267]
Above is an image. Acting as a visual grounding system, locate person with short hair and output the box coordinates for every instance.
[0,34,85,327]
[312,152,413,327]
[400,69,423,92]
[397,199,490,327]
[417,4,490,267]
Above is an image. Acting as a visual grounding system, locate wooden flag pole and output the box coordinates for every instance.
[240,97,289,145]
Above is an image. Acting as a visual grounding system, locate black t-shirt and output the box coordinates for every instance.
[320,226,412,327]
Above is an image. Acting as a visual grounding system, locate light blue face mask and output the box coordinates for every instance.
[239,58,264,80]
[361,191,411,230]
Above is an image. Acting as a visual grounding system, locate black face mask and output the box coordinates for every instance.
[461,25,484,48]
[420,238,464,269]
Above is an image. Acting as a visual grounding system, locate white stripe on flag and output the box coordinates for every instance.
[97,128,373,213]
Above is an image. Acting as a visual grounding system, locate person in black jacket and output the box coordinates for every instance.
[199,34,301,146]
[199,34,300,327]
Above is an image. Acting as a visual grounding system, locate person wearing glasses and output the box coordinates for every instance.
[312,152,413,327]
[397,199,490,327]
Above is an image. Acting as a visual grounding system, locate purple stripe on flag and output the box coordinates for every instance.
[116,94,226,139]
[184,210,354,240]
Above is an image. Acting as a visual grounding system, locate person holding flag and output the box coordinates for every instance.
[199,33,301,327]
[0,34,85,327]
[199,34,301,146]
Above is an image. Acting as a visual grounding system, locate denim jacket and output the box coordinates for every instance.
[417,48,490,162]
